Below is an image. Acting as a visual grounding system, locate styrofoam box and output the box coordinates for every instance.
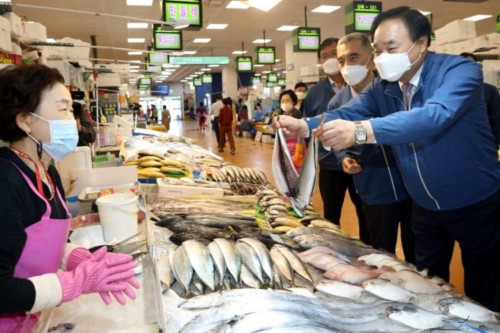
[262,133,273,144]
[11,42,22,55]
[59,37,91,61]
[3,12,22,37]
[157,180,224,198]
[22,21,47,41]
[0,15,10,33]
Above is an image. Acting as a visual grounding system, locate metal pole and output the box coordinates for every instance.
[304,6,308,27]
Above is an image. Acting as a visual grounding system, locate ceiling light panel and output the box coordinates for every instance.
[193,38,211,43]
[226,1,249,9]
[311,5,341,13]
[253,39,271,44]
[127,22,148,29]
[207,24,228,30]
[128,51,143,55]
[463,14,492,22]
[277,25,299,31]
[128,38,145,43]
[248,0,281,12]
[126,0,153,6]
[232,51,247,54]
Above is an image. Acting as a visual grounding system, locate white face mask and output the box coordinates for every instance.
[295,91,307,100]
[280,103,294,113]
[374,41,420,82]
[30,113,78,161]
[322,58,339,75]
[341,58,370,86]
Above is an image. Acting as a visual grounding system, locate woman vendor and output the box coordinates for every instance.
[0,64,139,332]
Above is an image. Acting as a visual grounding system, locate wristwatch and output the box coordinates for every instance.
[354,121,367,144]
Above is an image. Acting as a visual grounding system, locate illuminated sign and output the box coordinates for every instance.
[252,76,261,84]
[345,1,381,34]
[236,56,253,72]
[151,85,170,96]
[193,77,202,86]
[278,78,286,85]
[138,77,152,86]
[146,64,162,73]
[201,73,212,83]
[267,73,278,83]
[293,27,321,52]
[256,46,275,65]
[149,51,169,64]
[169,56,230,65]
[153,25,183,51]
[163,0,202,30]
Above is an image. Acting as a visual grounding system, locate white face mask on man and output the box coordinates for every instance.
[341,57,371,86]
[29,113,78,161]
[374,41,421,82]
[295,91,307,101]
[322,58,339,75]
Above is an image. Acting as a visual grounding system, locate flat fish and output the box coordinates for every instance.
[438,297,500,323]
[183,240,216,292]
[300,251,347,271]
[379,270,443,294]
[386,304,444,330]
[323,263,381,285]
[272,128,299,198]
[362,279,416,303]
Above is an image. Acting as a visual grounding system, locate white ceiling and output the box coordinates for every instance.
[11,0,500,83]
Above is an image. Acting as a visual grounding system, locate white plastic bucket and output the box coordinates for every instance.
[95,193,139,243]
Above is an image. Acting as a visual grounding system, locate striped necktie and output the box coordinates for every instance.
[403,82,414,110]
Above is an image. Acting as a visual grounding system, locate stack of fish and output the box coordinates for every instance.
[206,164,268,185]
[123,152,192,179]
[157,238,316,298]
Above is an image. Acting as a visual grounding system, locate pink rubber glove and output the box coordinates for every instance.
[57,247,137,303]
[99,276,141,305]
[66,247,92,271]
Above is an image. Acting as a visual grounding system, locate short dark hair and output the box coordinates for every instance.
[279,89,298,106]
[318,38,339,59]
[460,52,477,62]
[0,64,65,142]
[223,97,232,106]
[370,6,432,47]
[72,102,83,119]
[294,82,308,91]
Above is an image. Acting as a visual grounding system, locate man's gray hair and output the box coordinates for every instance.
[338,32,371,48]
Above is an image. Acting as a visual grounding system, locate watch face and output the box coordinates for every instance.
[355,124,367,143]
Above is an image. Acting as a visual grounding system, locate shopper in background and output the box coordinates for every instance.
[196,102,207,132]
[279,90,304,171]
[0,64,139,332]
[294,82,308,115]
[460,52,500,151]
[329,32,414,261]
[210,94,224,143]
[253,102,264,121]
[303,37,365,233]
[276,7,500,311]
[161,105,171,132]
[218,97,236,155]
[151,104,158,123]
[72,102,96,147]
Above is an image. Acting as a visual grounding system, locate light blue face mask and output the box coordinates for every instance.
[29,113,78,161]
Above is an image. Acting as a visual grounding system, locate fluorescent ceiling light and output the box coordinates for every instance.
[418,10,431,16]
[195,71,204,74]
[126,0,153,6]
[312,5,341,13]
[208,64,220,67]
[248,0,281,12]
[130,65,140,69]
[254,74,261,76]
[277,25,299,31]
[226,1,249,9]
[193,38,211,43]
[275,59,281,62]
[130,60,141,63]
[201,68,211,71]
[155,80,163,83]
[463,14,492,22]
[207,24,228,30]
[127,22,148,29]
[174,24,189,30]
[128,51,143,55]
[127,38,145,43]
[232,50,247,55]
[130,69,140,73]
[262,70,271,74]
[183,51,197,55]
[254,64,264,67]
[253,39,271,44]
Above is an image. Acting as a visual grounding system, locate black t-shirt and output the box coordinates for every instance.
[0,147,67,313]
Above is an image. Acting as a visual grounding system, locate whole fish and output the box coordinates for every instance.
[270,247,294,283]
[272,128,299,198]
[438,297,500,323]
[309,219,341,231]
[172,245,194,294]
[296,246,351,264]
[207,241,226,289]
[213,238,241,284]
[240,264,262,289]
[386,304,444,330]
[294,234,377,258]
[323,263,381,285]
[274,245,313,283]
[288,226,352,240]
[362,279,416,303]
[379,270,443,294]
[183,240,216,292]
[315,279,366,301]
[300,251,347,271]
[271,217,303,228]
[239,238,274,284]
[235,241,264,284]
[258,326,340,333]
[156,253,174,288]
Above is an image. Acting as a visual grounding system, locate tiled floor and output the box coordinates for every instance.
[169,118,464,294]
